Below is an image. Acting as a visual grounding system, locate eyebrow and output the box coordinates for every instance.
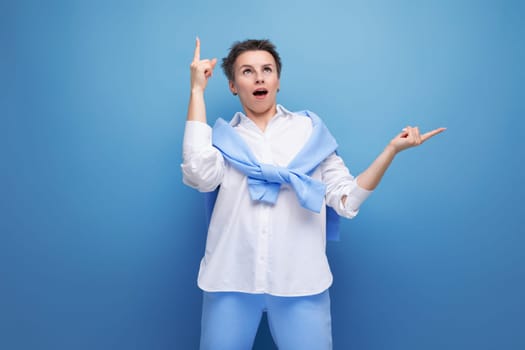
[238,63,274,70]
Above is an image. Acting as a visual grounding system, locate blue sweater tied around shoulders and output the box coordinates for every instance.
[205,110,342,241]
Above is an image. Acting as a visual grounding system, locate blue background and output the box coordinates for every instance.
[2,0,524,349]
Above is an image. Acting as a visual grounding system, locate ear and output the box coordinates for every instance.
[229,80,237,95]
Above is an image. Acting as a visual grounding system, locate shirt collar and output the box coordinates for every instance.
[230,104,293,129]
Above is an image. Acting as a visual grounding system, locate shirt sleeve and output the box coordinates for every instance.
[320,152,372,219]
[181,120,225,192]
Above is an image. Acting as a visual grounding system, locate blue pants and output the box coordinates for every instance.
[200,289,332,350]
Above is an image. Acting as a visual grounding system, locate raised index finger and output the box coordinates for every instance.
[193,37,200,62]
[421,127,446,142]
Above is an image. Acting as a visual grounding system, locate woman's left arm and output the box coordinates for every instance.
[355,126,446,191]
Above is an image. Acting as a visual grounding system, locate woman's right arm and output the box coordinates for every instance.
[181,38,224,192]
[186,37,216,123]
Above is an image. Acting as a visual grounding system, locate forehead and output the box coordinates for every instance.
[234,50,276,68]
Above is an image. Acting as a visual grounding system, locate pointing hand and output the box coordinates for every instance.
[190,37,217,92]
[388,126,446,153]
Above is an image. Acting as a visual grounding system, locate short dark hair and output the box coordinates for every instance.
[221,39,282,82]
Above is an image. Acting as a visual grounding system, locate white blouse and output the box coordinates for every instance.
[182,105,371,296]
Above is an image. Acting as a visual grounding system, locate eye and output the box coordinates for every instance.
[242,68,252,75]
[263,67,273,73]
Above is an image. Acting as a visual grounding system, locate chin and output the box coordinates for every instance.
[252,102,276,114]
[241,98,276,114]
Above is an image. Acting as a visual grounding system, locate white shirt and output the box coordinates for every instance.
[182,105,372,296]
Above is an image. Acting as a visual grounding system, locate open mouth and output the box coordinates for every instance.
[253,89,268,97]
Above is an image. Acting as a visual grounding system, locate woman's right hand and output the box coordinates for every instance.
[190,37,217,93]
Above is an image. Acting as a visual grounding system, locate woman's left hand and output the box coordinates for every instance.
[388,126,446,154]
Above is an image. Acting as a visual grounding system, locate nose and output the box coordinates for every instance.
[255,72,264,84]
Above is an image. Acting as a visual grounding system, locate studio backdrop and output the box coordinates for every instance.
[2,0,524,349]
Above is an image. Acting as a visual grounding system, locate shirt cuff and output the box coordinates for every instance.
[183,120,213,153]
[343,180,373,212]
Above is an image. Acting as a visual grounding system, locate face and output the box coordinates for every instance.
[229,50,280,118]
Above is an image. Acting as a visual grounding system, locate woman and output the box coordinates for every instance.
[182,38,445,349]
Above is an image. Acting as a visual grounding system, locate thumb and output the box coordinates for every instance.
[211,58,218,69]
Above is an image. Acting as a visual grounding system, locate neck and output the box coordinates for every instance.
[244,104,278,132]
